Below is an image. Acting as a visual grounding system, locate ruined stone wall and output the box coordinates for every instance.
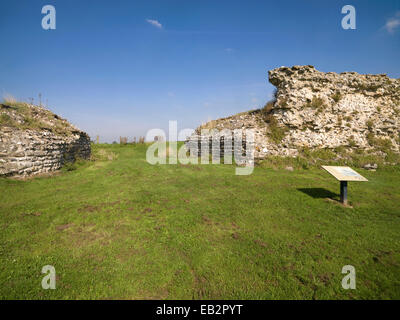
[0,103,91,177]
[192,65,400,159]
[185,133,254,165]
[0,129,90,177]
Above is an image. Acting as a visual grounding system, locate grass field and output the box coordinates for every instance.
[0,143,399,299]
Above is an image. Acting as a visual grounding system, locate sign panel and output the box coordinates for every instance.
[322,166,368,182]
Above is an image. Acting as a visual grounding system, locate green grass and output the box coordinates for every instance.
[305,96,325,111]
[264,115,288,144]
[1,144,399,299]
[260,147,400,170]
[354,83,381,92]
[331,92,342,103]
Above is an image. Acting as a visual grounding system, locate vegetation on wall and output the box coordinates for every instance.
[0,99,72,136]
[331,91,342,103]
[261,100,289,144]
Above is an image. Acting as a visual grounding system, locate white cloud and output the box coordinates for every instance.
[146,19,163,29]
[384,12,400,33]
[225,48,234,53]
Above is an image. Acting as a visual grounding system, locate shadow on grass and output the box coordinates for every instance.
[297,188,340,201]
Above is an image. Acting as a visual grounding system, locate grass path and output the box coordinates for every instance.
[0,144,399,299]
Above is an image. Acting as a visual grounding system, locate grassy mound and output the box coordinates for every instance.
[0,99,79,136]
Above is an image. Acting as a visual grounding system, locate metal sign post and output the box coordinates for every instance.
[322,166,368,205]
[340,181,348,205]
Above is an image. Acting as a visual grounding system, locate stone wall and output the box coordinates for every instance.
[185,132,254,165]
[192,65,400,159]
[0,103,91,177]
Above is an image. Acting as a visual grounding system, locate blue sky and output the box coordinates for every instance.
[1,0,399,142]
